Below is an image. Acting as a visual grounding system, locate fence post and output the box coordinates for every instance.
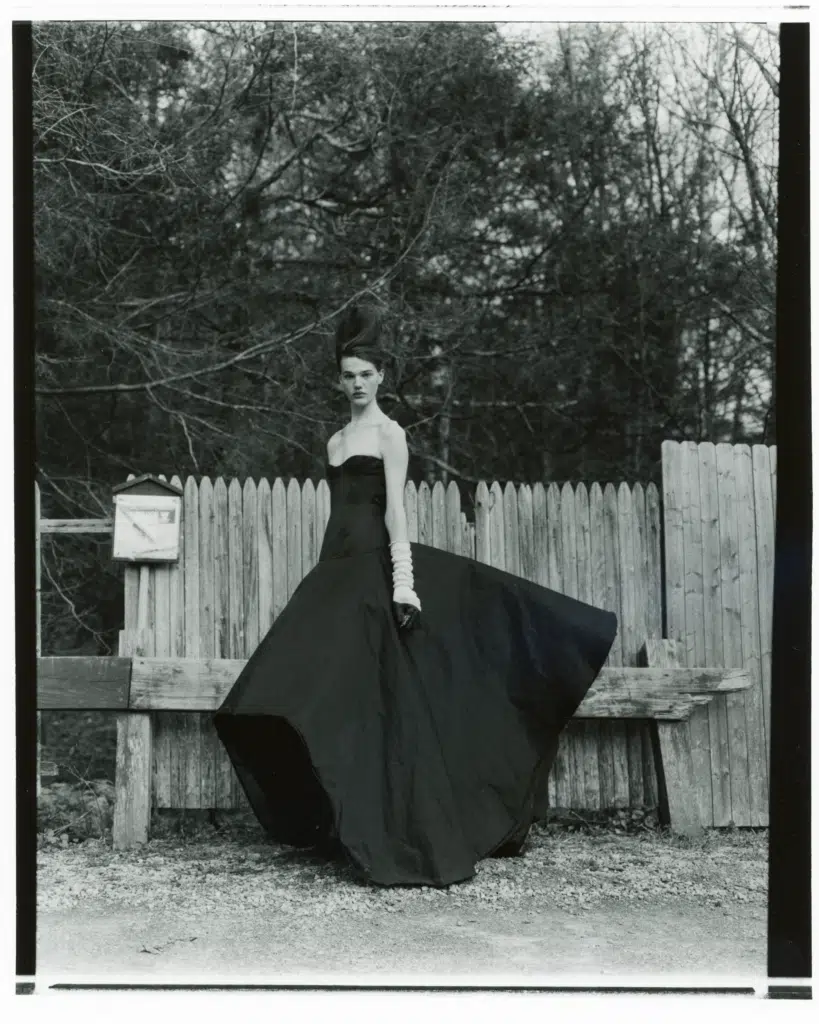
[112,629,153,848]
[643,638,703,837]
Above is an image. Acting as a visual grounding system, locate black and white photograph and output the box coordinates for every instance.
[15,2,811,999]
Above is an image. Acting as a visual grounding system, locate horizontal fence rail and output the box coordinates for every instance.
[38,654,752,720]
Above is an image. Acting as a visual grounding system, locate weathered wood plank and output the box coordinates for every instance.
[461,514,472,561]
[180,476,201,810]
[45,655,750,717]
[168,477,185,660]
[446,481,461,555]
[644,483,663,641]
[698,443,730,826]
[271,478,288,620]
[40,518,114,534]
[617,482,639,665]
[617,482,644,808]
[560,482,578,599]
[286,476,303,598]
[770,444,777,496]
[212,478,234,809]
[136,566,152,643]
[532,482,548,588]
[752,445,774,773]
[575,484,592,604]
[257,479,274,635]
[198,477,216,810]
[503,482,521,577]
[601,483,623,666]
[517,484,535,582]
[545,483,562,592]
[734,443,768,826]
[212,479,228,663]
[589,482,613,809]
[417,481,432,546]
[551,734,570,810]
[567,721,586,808]
[632,482,658,809]
[645,639,703,837]
[301,477,318,576]
[546,481,569,808]
[228,478,245,661]
[681,441,714,825]
[243,478,260,658]
[633,480,649,636]
[37,657,132,709]
[182,478,200,657]
[489,482,505,571]
[716,442,751,826]
[151,476,173,810]
[153,527,171,661]
[662,441,687,644]
[573,483,600,809]
[557,483,582,807]
[431,480,447,550]
[227,477,246,808]
[113,632,152,850]
[601,481,629,808]
[404,480,418,544]
[316,477,331,549]
[474,481,491,565]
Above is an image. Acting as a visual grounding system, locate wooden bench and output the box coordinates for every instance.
[37,637,751,849]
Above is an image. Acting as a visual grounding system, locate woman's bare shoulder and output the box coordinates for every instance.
[378,418,407,459]
[326,429,344,458]
[378,417,405,440]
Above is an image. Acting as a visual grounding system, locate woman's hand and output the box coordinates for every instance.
[393,583,421,630]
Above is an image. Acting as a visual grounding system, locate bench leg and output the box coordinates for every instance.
[652,721,703,837]
[113,712,153,849]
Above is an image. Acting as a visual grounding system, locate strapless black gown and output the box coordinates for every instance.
[214,455,617,887]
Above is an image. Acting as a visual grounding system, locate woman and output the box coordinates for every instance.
[214,304,617,887]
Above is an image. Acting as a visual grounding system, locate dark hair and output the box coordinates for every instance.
[334,303,384,371]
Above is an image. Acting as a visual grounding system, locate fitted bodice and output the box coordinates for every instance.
[319,455,390,561]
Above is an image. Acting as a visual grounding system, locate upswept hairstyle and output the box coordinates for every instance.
[334,303,384,371]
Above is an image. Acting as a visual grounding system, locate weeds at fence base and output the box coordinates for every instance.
[38,778,673,848]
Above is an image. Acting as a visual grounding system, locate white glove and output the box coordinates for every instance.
[390,541,421,626]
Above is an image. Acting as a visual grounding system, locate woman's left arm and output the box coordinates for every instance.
[380,421,410,544]
[381,422,420,626]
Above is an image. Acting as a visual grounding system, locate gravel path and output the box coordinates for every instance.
[37,824,767,979]
[38,819,769,978]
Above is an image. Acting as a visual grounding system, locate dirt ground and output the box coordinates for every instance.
[37,822,767,981]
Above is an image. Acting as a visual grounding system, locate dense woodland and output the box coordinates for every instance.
[34,21,778,656]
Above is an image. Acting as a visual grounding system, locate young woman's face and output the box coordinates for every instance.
[339,355,384,408]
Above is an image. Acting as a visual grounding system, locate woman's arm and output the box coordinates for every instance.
[380,420,410,544]
[380,421,420,626]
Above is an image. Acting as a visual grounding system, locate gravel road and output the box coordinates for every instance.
[37,823,767,981]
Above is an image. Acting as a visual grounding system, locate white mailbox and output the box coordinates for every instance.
[112,474,183,563]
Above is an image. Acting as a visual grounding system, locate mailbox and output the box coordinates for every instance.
[112,474,183,563]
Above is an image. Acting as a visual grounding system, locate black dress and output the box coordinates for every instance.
[214,455,617,887]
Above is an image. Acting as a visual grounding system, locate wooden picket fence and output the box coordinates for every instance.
[662,441,775,827]
[46,439,774,825]
[123,473,663,814]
